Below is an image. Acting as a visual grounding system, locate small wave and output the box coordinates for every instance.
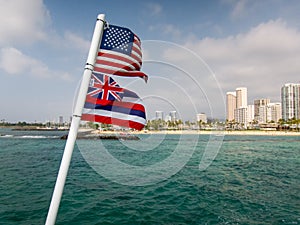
[1,134,60,139]
[19,135,59,139]
[0,134,14,138]
[20,135,48,139]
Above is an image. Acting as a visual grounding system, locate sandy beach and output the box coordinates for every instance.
[89,129,300,136]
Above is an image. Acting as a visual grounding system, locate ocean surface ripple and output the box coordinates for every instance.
[0,129,299,224]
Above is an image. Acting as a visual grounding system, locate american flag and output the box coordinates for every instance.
[94,24,148,82]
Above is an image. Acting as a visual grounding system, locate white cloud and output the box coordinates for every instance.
[231,0,248,19]
[148,24,182,40]
[144,19,300,119]
[0,47,72,81]
[145,3,163,16]
[221,0,251,19]
[0,0,86,82]
[63,31,90,53]
[162,24,182,38]
[0,0,50,47]
[0,47,41,75]
[141,40,226,120]
[182,19,300,102]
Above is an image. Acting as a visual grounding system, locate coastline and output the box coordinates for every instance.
[1,126,299,136]
[90,129,300,136]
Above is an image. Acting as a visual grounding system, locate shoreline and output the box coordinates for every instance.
[91,129,300,136]
[1,126,299,136]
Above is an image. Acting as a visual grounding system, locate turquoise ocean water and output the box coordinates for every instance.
[0,128,299,224]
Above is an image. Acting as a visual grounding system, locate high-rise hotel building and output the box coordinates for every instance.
[236,87,248,108]
[254,99,270,122]
[226,87,248,127]
[281,83,300,120]
[155,111,164,121]
[226,92,236,121]
[234,87,248,128]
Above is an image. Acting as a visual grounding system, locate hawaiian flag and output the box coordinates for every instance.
[81,73,146,130]
[94,24,148,82]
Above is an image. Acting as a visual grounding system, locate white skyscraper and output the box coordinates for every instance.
[266,103,282,123]
[169,111,177,122]
[234,107,248,128]
[254,98,270,121]
[234,87,248,127]
[281,83,300,120]
[226,87,249,127]
[59,116,63,125]
[236,87,247,108]
[196,113,207,123]
[155,111,164,120]
[258,106,267,123]
[247,105,254,123]
[226,92,236,121]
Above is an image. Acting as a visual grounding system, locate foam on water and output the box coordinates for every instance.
[18,135,58,139]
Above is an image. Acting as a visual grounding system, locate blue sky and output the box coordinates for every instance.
[1,0,300,122]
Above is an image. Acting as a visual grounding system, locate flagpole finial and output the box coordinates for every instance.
[97,14,105,21]
[97,14,107,27]
[97,13,105,18]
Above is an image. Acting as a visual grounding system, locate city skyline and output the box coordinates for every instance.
[226,83,300,129]
[0,81,297,124]
[1,1,300,122]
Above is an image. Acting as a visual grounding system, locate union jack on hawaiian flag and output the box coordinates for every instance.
[82,73,146,130]
[87,73,124,102]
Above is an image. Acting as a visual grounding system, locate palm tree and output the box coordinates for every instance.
[185,120,191,129]
[296,119,300,132]
[197,120,203,130]
[176,119,183,130]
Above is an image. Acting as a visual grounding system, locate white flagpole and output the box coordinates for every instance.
[45,14,105,225]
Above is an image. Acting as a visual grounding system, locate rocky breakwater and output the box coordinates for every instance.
[60,131,140,140]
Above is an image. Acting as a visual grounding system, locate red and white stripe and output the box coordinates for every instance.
[94,36,148,80]
[82,108,146,131]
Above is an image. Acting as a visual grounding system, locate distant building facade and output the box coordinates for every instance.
[196,113,207,123]
[226,87,249,128]
[226,92,236,121]
[155,111,164,120]
[236,87,248,108]
[169,111,177,122]
[254,98,270,122]
[281,83,300,120]
[247,105,254,123]
[267,103,282,123]
[234,87,248,127]
[258,106,267,123]
[234,107,248,128]
[59,116,63,125]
